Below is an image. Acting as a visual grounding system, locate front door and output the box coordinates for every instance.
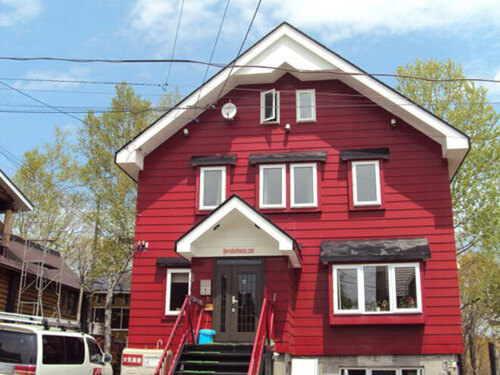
[214,259,264,342]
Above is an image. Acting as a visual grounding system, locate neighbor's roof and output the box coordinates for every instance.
[0,234,80,290]
[0,169,34,212]
[115,22,469,182]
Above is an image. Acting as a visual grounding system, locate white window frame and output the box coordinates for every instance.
[340,368,424,375]
[199,166,226,210]
[290,163,318,208]
[259,164,286,209]
[296,89,316,122]
[333,263,422,315]
[165,268,191,315]
[260,89,280,124]
[352,160,381,206]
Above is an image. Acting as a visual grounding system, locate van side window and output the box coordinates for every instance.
[43,335,85,364]
[86,337,103,364]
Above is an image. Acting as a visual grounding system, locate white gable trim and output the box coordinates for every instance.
[176,195,301,268]
[0,169,33,212]
[116,23,469,181]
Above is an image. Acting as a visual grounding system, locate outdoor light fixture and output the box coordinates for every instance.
[183,128,190,137]
[134,240,148,252]
[390,118,397,128]
[285,124,291,133]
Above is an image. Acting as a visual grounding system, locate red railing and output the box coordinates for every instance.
[247,293,276,375]
[155,295,204,375]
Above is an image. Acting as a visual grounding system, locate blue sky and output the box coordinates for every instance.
[1,0,500,175]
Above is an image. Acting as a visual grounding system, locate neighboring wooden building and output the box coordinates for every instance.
[116,23,469,374]
[0,169,80,320]
[89,271,131,370]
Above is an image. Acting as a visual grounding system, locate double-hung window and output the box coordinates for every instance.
[296,89,316,122]
[290,163,318,207]
[333,263,422,314]
[261,89,280,123]
[351,160,381,206]
[259,164,286,208]
[199,166,226,210]
[165,269,191,315]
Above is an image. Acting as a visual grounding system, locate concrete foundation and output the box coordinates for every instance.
[273,353,460,375]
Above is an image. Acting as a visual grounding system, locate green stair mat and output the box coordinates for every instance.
[177,371,216,374]
[186,351,222,354]
[183,360,220,364]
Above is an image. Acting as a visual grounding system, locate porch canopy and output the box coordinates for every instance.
[176,195,302,268]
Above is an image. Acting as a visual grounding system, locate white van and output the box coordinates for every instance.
[0,322,113,375]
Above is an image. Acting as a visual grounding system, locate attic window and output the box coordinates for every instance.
[296,89,316,122]
[260,89,280,123]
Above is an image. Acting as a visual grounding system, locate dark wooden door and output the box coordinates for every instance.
[214,259,264,342]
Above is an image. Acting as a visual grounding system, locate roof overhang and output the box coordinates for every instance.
[116,22,469,182]
[175,195,302,268]
[0,169,33,212]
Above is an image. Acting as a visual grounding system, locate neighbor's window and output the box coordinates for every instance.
[290,163,318,207]
[333,263,421,314]
[200,166,226,210]
[340,369,423,375]
[166,269,191,315]
[296,89,316,122]
[261,89,280,123]
[259,164,286,208]
[351,160,381,206]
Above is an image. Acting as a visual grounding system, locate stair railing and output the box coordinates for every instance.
[155,295,204,375]
[248,292,276,375]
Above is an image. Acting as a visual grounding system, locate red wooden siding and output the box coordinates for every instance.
[128,74,462,355]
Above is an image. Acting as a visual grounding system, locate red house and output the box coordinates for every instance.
[116,23,469,375]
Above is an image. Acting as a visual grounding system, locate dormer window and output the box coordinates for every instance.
[296,89,316,122]
[261,89,280,124]
[199,166,226,210]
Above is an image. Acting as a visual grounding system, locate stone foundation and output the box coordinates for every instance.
[273,353,460,375]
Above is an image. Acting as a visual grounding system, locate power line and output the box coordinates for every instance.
[0,77,162,87]
[195,0,231,109]
[0,80,84,123]
[215,0,262,104]
[164,0,185,88]
[2,56,500,84]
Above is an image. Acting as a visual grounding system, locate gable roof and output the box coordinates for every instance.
[0,169,34,212]
[116,22,469,182]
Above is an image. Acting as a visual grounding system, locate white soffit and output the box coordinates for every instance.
[116,23,469,181]
[176,195,301,268]
[0,169,34,212]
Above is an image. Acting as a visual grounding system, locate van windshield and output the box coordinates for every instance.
[0,329,37,364]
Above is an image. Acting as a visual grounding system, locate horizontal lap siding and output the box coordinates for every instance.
[129,74,462,354]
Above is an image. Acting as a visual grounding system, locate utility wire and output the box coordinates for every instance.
[2,56,500,84]
[0,80,84,123]
[195,0,231,109]
[0,77,161,87]
[215,0,262,103]
[164,0,185,88]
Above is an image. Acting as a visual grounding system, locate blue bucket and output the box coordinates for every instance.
[198,329,216,344]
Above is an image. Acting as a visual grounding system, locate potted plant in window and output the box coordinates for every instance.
[377,299,389,312]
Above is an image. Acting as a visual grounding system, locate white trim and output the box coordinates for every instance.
[260,89,280,124]
[116,23,468,181]
[176,195,300,268]
[296,89,316,122]
[199,166,226,210]
[290,163,318,207]
[0,169,34,211]
[165,268,191,316]
[332,262,422,315]
[259,164,286,209]
[352,160,381,206]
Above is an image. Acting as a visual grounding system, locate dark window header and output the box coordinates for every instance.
[190,155,237,167]
[249,151,327,164]
[156,257,191,268]
[340,148,390,161]
[320,238,430,263]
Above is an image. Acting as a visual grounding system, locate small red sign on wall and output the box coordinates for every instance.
[122,354,143,366]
